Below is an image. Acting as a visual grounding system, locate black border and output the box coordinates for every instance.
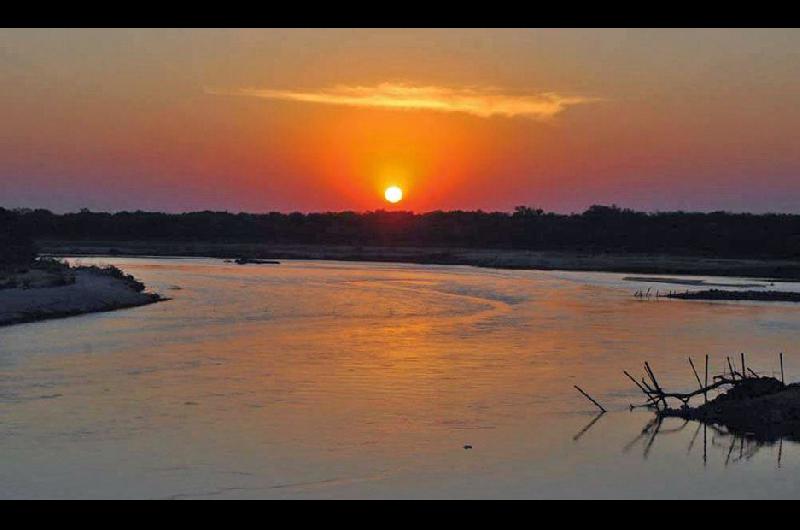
[5,3,800,28]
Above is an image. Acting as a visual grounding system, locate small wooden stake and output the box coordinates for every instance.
[574,385,606,413]
[704,354,709,404]
[780,352,785,384]
[741,352,746,379]
[689,357,703,390]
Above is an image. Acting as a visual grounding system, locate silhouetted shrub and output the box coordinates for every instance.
[81,264,146,292]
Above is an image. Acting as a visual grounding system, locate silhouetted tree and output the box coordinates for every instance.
[0,208,37,270]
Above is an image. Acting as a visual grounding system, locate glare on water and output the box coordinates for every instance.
[2,258,800,499]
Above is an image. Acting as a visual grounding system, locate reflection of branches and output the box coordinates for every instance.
[723,435,762,466]
[742,439,762,462]
[623,416,660,454]
[658,419,690,434]
[643,416,663,459]
[724,436,737,467]
[622,416,692,460]
[687,422,702,455]
[625,415,789,468]
[703,422,707,466]
[572,412,605,442]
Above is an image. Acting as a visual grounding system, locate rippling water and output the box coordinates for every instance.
[2,257,800,499]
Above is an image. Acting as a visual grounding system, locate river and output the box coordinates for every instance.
[2,257,800,498]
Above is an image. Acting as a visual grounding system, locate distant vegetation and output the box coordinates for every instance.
[0,207,37,270]
[5,205,800,259]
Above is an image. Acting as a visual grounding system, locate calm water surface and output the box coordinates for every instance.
[2,257,800,499]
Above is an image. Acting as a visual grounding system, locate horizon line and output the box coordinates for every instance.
[5,205,800,217]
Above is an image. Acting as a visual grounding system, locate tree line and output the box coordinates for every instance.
[3,205,800,259]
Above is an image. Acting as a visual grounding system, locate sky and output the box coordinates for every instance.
[2,28,800,214]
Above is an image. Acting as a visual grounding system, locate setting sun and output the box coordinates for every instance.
[6,26,800,502]
[384,186,403,203]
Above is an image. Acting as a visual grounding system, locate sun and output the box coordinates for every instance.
[384,186,403,204]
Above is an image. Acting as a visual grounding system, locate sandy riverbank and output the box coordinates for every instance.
[39,240,800,280]
[0,266,163,327]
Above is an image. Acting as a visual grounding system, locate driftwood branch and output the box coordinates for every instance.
[650,378,731,402]
[644,362,667,409]
[574,385,606,413]
[688,357,703,392]
[623,354,776,412]
[624,370,649,395]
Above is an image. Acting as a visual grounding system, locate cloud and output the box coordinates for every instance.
[206,83,597,119]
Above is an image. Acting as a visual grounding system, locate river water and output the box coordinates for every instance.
[2,257,800,499]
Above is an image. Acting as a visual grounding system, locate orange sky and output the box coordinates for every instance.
[2,29,800,213]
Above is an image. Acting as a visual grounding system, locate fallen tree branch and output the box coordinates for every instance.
[574,385,606,413]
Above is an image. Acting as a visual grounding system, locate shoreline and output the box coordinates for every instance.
[39,240,800,280]
[665,289,800,302]
[1,296,164,327]
[0,266,164,328]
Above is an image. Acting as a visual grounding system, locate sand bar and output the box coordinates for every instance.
[0,267,163,327]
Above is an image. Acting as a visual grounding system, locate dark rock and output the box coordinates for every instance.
[234,258,280,265]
